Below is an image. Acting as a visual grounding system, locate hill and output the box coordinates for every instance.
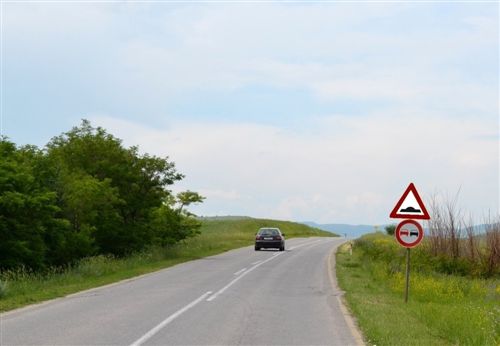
[195,217,338,252]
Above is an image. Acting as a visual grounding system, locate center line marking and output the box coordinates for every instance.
[234,268,247,276]
[207,253,283,302]
[129,291,212,346]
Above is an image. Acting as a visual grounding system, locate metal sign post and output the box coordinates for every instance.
[405,248,410,303]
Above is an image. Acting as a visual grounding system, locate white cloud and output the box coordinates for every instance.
[313,78,418,101]
[90,113,499,224]
[6,3,498,223]
[7,3,496,112]
[195,189,243,201]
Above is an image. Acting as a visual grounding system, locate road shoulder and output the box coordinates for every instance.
[327,242,365,346]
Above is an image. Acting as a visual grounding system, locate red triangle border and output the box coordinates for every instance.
[389,183,430,220]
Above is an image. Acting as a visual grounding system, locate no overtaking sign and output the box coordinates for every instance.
[395,220,423,248]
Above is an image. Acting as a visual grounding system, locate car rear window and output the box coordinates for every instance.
[258,228,280,236]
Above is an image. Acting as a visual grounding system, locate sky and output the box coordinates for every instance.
[1,1,499,225]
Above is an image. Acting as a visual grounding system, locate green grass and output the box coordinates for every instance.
[336,236,500,346]
[0,217,335,312]
[193,217,336,250]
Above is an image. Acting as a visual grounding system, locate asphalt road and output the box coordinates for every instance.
[0,237,363,346]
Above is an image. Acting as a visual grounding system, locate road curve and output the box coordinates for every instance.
[0,237,363,346]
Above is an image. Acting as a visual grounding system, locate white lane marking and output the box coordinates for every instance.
[288,239,323,250]
[130,291,213,346]
[234,268,247,276]
[207,253,283,302]
[251,260,262,265]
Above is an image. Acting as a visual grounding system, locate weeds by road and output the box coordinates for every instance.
[336,234,499,346]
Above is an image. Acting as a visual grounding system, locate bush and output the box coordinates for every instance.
[432,255,475,276]
[385,224,396,236]
[356,231,499,278]
[356,232,400,263]
[0,279,7,298]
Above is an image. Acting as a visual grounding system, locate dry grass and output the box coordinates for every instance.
[426,193,499,277]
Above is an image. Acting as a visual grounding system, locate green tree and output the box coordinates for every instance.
[176,191,205,215]
[45,120,189,256]
[150,191,205,246]
[385,224,396,236]
[0,139,69,269]
[1,120,204,270]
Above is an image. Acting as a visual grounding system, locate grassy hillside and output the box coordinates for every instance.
[192,217,336,251]
[0,217,335,312]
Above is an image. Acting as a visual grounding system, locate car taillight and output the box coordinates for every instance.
[256,235,262,240]
[274,236,282,240]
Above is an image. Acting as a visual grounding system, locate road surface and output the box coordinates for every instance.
[0,237,363,345]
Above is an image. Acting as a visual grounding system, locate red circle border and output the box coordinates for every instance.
[395,220,424,248]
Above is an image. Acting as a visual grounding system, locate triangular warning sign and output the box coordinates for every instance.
[390,183,430,220]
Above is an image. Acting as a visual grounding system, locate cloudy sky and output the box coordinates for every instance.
[1,2,498,225]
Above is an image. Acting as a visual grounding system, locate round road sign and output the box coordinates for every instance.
[395,220,424,248]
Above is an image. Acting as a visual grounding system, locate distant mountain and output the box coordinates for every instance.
[302,222,381,239]
[470,224,491,234]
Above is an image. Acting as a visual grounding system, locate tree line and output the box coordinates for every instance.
[0,120,204,271]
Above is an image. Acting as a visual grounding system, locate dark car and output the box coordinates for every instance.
[255,227,285,251]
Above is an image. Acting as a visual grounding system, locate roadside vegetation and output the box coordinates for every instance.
[0,217,334,312]
[0,120,204,271]
[337,231,499,346]
[425,196,499,278]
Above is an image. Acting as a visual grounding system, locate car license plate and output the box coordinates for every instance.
[264,237,273,240]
